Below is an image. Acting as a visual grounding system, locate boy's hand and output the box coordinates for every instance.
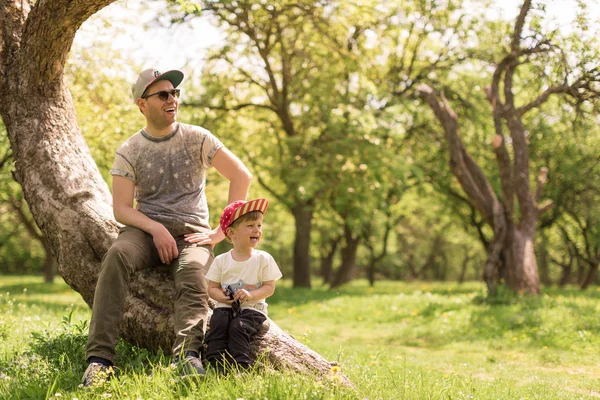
[234,289,252,303]
[184,226,225,246]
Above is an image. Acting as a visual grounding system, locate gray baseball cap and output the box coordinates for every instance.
[131,68,184,103]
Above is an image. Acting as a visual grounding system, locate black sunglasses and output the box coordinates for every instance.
[142,89,181,101]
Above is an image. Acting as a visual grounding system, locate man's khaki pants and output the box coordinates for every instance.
[85,226,213,364]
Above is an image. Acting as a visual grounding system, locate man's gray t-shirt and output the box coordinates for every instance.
[110,122,224,237]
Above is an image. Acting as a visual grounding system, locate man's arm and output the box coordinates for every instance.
[112,175,178,264]
[212,147,252,203]
[184,147,252,245]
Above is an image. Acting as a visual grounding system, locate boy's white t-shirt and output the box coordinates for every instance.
[206,249,283,316]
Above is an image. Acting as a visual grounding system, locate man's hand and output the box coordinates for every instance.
[183,226,225,247]
[150,224,178,264]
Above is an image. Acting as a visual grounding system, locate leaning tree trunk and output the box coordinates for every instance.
[0,0,351,386]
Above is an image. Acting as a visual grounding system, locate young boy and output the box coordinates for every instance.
[205,198,282,372]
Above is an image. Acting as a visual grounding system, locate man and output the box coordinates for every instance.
[82,68,252,386]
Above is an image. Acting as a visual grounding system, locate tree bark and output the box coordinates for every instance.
[0,0,349,385]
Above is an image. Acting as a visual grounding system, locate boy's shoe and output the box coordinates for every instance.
[174,355,207,377]
[81,362,113,387]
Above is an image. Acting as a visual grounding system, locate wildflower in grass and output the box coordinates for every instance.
[330,365,341,374]
[543,346,548,350]
[512,337,518,341]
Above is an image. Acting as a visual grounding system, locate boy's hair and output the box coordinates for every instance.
[225,210,263,242]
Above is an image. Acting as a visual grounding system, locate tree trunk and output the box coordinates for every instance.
[366,261,376,286]
[319,236,340,285]
[504,227,540,294]
[458,247,474,283]
[291,204,313,288]
[537,232,551,286]
[330,224,359,288]
[557,252,574,287]
[580,261,599,290]
[0,0,350,385]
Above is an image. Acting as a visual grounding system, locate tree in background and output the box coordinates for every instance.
[416,0,600,294]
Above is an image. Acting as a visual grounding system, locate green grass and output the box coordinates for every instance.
[1,276,600,399]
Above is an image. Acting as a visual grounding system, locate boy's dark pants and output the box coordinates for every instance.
[85,226,213,364]
[205,307,267,368]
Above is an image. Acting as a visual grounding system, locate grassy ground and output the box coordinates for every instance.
[0,276,599,399]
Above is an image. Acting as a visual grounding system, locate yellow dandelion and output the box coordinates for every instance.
[330,365,341,374]
[543,346,548,350]
[512,337,518,341]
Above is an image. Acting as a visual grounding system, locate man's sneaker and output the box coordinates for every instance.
[81,362,113,387]
[175,355,207,377]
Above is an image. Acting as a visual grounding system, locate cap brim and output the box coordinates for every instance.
[150,70,184,90]
[231,198,269,222]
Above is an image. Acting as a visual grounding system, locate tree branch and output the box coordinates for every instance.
[511,0,532,53]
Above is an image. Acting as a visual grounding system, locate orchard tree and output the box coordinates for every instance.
[0,0,352,383]
[415,0,600,294]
